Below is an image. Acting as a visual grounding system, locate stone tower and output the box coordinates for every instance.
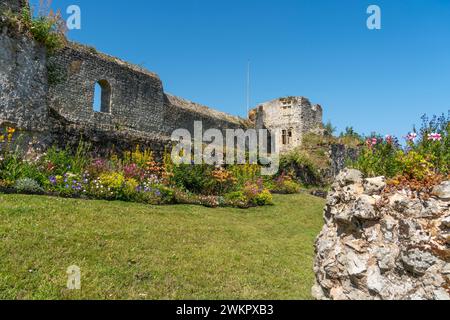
[0,0,29,14]
[250,96,323,154]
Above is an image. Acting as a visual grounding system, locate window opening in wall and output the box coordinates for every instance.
[281,102,292,110]
[282,129,293,145]
[93,80,111,113]
[288,129,293,144]
[282,130,287,145]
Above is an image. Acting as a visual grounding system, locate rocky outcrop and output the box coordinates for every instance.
[313,169,450,300]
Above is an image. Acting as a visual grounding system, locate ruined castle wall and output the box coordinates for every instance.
[0,0,253,156]
[163,94,249,135]
[0,0,28,14]
[301,103,323,134]
[0,26,49,131]
[47,43,166,136]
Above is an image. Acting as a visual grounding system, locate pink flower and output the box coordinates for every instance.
[366,138,378,149]
[385,135,393,144]
[428,133,442,142]
[405,132,417,143]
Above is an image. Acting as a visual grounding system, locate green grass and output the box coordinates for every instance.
[0,193,325,300]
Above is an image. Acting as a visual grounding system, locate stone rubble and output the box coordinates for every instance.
[313,168,450,300]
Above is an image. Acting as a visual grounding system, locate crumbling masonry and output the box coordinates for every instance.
[0,0,323,157]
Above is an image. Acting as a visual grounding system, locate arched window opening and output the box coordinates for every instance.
[93,80,111,113]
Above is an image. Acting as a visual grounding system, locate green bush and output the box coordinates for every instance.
[20,7,66,52]
[351,136,400,178]
[253,189,274,206]
[43,142,91,176]
[228,164,261,188]
[14,178,44,194]
[224,191,248,207]
[279,150,322,186]
[272,175,302,194]
[171,164,215,194]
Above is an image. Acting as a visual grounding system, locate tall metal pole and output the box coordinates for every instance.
[247,60,251,118]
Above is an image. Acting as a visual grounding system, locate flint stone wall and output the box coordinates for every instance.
[313,169,450,300]
[0,0,28,13]
[252,96,323,154]
[0,15,248,155]
[47,42,166,136]
[0,24,49,131]
[0,0,322,161]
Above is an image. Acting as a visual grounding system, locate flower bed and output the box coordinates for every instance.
[0,130,288,208]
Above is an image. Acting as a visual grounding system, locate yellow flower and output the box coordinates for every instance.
[0,135,4,142]
[7,127,15,134]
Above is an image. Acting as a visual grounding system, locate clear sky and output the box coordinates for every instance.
[31,0,450,138]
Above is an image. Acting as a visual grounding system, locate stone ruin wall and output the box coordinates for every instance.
[0,0,27,13]
[0,19,48,132]
[47,43,166,137]
[1,0,332,164]
[313,169,450,300]
[0,0,248,157]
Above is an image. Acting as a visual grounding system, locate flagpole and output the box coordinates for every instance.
[247,60,251,118]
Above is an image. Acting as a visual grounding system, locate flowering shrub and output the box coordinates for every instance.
[272,174,302,194]
[351,113,449,189]
[48,173,89,197]
[99,172,126,193]
[86,158,111,177]
[224,191,248,207]
[171,164,215,194]
[229,163,261,187]
[211,168,237,195]
[243,179,274,206]
[253,189,274,206]
[352,135,401,178]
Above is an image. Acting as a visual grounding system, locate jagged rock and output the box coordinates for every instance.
[401,248,437,275]
[346,250,367,277]
[352,195,380,221]
[433,289,450,300]
[390,193,425,217]
[367,265,384,294]
[336,168,363,187]
[313,169,450,300]
[373,246,398,272]
[433,181,450,201]
[364,177,386,195]
[442,216,450,228]
[311,282,327,300]
[381,217,398,242]
[442,264,450,275]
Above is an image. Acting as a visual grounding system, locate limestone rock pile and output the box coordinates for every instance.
[313,169,450,300]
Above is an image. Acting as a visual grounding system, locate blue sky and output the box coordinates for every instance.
[32,0,450,138]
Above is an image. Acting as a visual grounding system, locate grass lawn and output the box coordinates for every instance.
[0,193,325,300]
